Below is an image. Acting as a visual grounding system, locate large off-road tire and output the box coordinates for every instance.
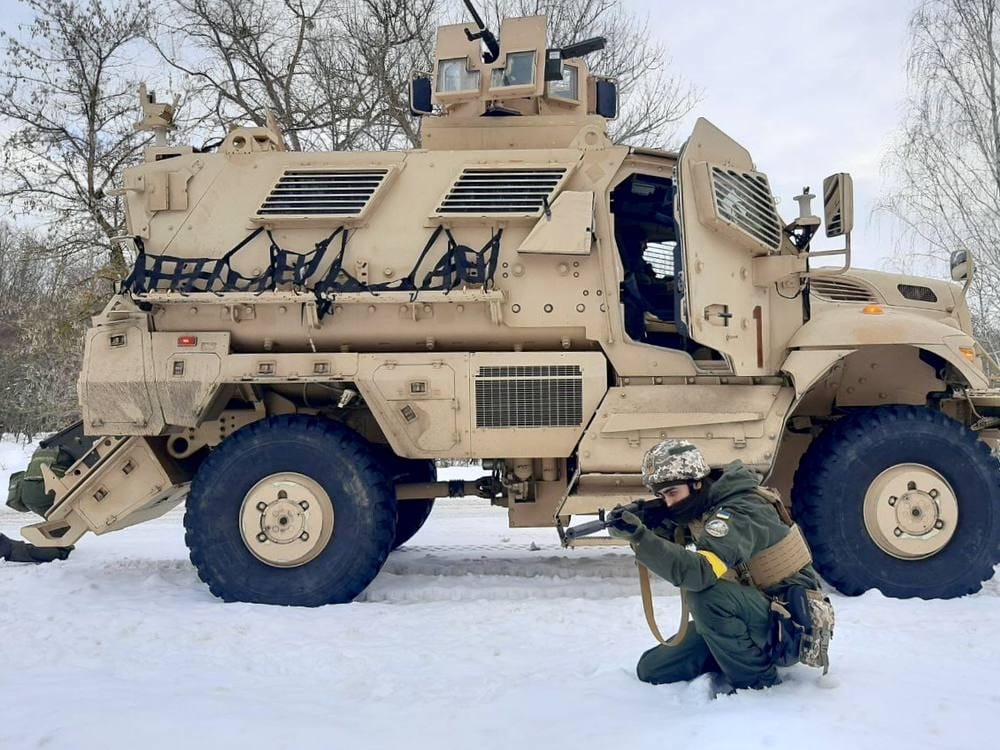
[793,405,1000,599]
[390,459,436,550]
[184,415,396,606]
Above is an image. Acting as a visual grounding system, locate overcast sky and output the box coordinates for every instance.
[1,0,921,271]
[631,0,920,271]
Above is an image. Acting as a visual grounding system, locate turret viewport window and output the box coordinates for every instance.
[437,58,481,93]
[491,51,536,88]
[548,65,578,100]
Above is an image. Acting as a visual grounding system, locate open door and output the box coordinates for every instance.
[675,118,790,374]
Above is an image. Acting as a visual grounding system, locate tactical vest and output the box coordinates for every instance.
[687,486,813,590]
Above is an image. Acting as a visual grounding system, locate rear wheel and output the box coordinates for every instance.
[391,459,436,550]
[793,405,999,599]
[184,415,396,606]
[369,443,436,550]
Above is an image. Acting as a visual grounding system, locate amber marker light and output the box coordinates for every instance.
[177,335,198,347]
[959,346,977,361]
[861,304,884,315]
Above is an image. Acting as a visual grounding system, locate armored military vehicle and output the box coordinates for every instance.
[7,6,999,604]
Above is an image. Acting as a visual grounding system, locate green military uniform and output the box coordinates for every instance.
[624,461,820,689]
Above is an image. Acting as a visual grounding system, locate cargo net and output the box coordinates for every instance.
[123,225,502,301]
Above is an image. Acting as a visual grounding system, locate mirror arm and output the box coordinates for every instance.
[802,233,851,277]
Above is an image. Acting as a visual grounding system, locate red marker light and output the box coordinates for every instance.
[178,335,198,347]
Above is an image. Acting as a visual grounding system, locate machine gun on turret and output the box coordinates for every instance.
[463,0,500,63]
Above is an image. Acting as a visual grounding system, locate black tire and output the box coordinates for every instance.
[184,415,396,606]
[793,405,1000,599]
[391,458,436,550]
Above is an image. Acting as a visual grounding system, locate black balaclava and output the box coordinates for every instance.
[660,477,715,525]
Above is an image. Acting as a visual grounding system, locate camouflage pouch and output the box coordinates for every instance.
[8,446,73,517]
[768,586,835,674]
[799,590,835,674]
[6,471,28,513]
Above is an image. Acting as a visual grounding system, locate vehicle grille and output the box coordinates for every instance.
[257,169,390,217]
[809,277,879,303]
[475,365,583,428]
[437,167,568,215]
[710,166,783,251]
[898,284,938,303]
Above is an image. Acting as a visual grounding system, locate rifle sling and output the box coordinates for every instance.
[638,563,690,647]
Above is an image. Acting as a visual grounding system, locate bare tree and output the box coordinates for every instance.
[0,0,152,273]
[151,0,337,151]
[880,0,1000,352]
[0,223,103,436]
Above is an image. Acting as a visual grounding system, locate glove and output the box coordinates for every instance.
[607,507,643,541]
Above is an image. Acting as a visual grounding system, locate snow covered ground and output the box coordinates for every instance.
[1,437,997,749]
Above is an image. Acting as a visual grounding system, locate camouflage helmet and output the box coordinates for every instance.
[641,439,711,491]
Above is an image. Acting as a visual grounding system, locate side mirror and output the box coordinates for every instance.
[594,79,618,119]
[409,75,433,116]
[951,249,974,283]
[822,172,854,237]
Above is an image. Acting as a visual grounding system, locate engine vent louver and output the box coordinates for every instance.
[257,168,389,217]
[475,365,583,428]
[710,167,783,251]
[898,284,938,303]
[437,167,568,216]
[809,277,879,303]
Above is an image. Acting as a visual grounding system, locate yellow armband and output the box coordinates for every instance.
[697,549,728,579]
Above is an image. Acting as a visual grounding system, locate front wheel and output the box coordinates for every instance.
[184,415,397,606]
[793,405,999,599]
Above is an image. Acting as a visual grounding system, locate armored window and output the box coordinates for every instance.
[437,58,481,93]
[548,64,579,100]
[491,51,536,88]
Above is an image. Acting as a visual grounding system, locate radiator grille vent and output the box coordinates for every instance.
[898,284,938,303]
[475,365,583,428]
[809,277,879,303]
[710,167,782,251]
[437,167,568,215]
[257,169,389,217]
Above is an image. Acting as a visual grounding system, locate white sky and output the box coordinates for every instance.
[631,0,920,271]
[1,0,920,271]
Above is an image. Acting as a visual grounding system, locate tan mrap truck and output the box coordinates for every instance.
[8,8,1000,605]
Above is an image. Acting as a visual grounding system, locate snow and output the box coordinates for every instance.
[1,438,997,749]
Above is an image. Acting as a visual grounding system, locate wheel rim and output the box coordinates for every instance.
[862,463,958,560]
[239,472,335,568]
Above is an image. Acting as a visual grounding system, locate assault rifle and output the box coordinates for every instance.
[562,498,664,542]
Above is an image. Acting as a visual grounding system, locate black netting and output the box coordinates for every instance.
[123,226,503,302]
[124,227,348,294]
[419,227,502,293]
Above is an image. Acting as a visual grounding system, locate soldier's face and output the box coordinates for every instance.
[658,482,698,507]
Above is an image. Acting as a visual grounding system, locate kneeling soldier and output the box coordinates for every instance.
[608,439,828,690]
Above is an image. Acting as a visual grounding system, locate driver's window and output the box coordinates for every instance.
[611,174,680,347]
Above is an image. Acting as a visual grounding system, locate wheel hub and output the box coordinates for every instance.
[863,463,958,560]
[239,473,334,568]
